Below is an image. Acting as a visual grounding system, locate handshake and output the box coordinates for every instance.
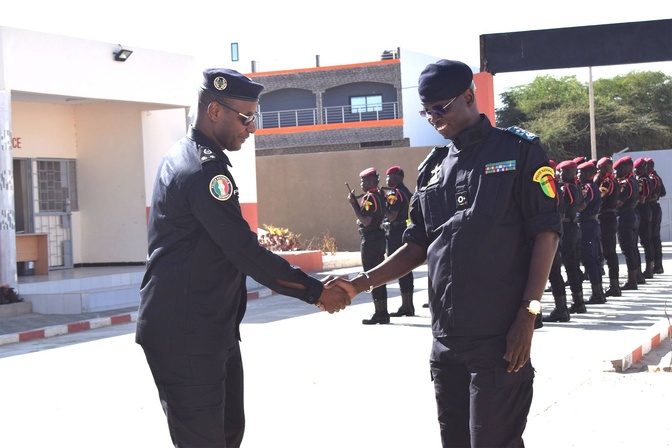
[315,275,360,313]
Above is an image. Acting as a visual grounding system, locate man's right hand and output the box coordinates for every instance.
[316,282,352,313]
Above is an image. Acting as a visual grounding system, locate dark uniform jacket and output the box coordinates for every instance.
[385,182,412,228]
[598,173,619,213]
[404,115,561,338]
[579,180,600,221]
[136,127,323,355]
[358,188,386,236]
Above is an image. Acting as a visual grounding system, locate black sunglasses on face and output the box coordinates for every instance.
[215,101,257,126]
[418,96,457,119]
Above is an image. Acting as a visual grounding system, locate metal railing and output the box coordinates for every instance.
[258,102,399,129]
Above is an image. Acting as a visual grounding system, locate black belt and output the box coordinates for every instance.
[578,215,598,222]
[599,209,616,214]
[562,218,576,223]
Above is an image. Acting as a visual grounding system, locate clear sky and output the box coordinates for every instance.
[2,0,670,105]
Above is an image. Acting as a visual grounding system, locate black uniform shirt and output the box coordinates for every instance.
[617,174,639,213]
[358,188,385,234]
[136,127,323,354]
[385,182,412,227]
[404,115,561,338]
[579,181,601,219]
[598,174,619,213]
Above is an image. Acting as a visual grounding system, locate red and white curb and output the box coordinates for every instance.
[0,312,138,347]
[611,318,672,372]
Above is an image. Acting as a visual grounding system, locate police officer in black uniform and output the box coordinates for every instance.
[614,156,641,290]
[596,157,621,297]
[556,160,587,313]
[634,157,655,279]
[647,158,667,274]
[135,69,350,448]
[327,60,561,447]
[383,166,416,317]
[578,161,606,304]
[349,167,389,324]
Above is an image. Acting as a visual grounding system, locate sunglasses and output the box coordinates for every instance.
[418,96,458,119]
[215,101,257,126]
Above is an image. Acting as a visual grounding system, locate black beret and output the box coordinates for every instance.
[418,60,473,103]
[200,68,264,101]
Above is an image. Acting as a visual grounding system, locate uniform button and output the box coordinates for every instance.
[307,295,315,302]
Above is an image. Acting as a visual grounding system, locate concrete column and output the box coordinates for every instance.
[315,90,324,124]
[0,90,17,288]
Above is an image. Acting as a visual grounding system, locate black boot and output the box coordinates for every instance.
[362,299,390,325]
[621,270,638,290]
[568,292,587,314]
[586,282,607,304]
[636,268,646,285]
[604,278,622,297]
[390,292,415,317]
[542,295,570,322]
[643,261,654,279]
[653,260,664,274]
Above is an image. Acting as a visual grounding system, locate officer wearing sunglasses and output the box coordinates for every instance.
[136,68,351,447]
[325,59,561,447]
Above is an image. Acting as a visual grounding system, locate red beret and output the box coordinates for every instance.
[573,156,587,164]
[596,157,612,168]
[386,166,403,175]
[556,160,577,170]
[549,159,556,170]
[359,167,378,178]
[613,156,632,169]
[634,157,646,168]
[578,161,596,171]
[645,157,653,163]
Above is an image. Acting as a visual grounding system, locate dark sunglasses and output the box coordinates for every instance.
[418,96,457,119]
[215,101,257,126]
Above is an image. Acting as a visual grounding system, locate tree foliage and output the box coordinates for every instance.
[496,71,672,161]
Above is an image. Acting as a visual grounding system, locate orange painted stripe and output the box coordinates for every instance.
[631,346,643,364]
[19,330,45,341]
[256,119,402,135]
[111,314,132,325]
[247,59,399,77]
[68,321,91,333]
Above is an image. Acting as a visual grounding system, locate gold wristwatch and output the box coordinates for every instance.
[522,300,542,315]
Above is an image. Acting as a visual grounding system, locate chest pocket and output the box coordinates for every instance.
[418,182,449,234]
[473,171,517,217]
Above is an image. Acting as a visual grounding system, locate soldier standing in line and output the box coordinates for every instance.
[543,160,571,322]
[383,166,416,317]
[348,167,389,324]
[578,161,606,304]
[596,157,621,297]
[614,156,641,290]
[634,158,655,279]
[646,158,667,274]
[556,160,587,314]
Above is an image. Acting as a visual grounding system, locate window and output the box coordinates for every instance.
[37,159,78,212]
[231,43,239,62]
[350,95,383,113]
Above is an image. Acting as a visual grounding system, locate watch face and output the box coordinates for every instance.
[528,300,542,314]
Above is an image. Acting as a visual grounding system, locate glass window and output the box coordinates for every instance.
[350,95,383,113]
[37,159,79,212]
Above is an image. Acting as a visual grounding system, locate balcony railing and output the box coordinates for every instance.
[258,102,399,129]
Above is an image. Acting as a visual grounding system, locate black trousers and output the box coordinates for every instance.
[143,343,245,448]
[618,209,640,272]
[561,222,583,294]
[636,203,653,264]
[387,226,414,293]
[361,229,387,301]
[599,212,619,281]
[548,244,566,297]
[430,336,533,448]
[580,219,602,284]
[650,202,663,266]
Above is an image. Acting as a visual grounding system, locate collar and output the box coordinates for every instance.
[188,126,232,167]
[451,114,491,152]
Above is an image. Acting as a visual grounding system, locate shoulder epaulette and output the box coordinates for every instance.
[505,126,539,143]
[198,144,217,165]
[418,145,448,172]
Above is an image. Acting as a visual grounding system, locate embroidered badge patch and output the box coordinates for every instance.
[485,160,516,174]
[533,166,557,199]
[210,175,233,201]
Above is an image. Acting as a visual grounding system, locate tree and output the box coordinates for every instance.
[496,71,672,160]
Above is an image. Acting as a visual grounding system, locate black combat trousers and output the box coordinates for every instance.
[361,228,387,301]
[599,211,619,281]
[386,226,414,293]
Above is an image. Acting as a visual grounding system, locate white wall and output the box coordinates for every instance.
[614,149,672,241]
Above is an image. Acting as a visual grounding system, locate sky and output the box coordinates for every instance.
[1,0,671,105]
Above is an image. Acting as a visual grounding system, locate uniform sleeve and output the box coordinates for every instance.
[518,141,562,238]
[188,168,323,304]
[403,182,430,249]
